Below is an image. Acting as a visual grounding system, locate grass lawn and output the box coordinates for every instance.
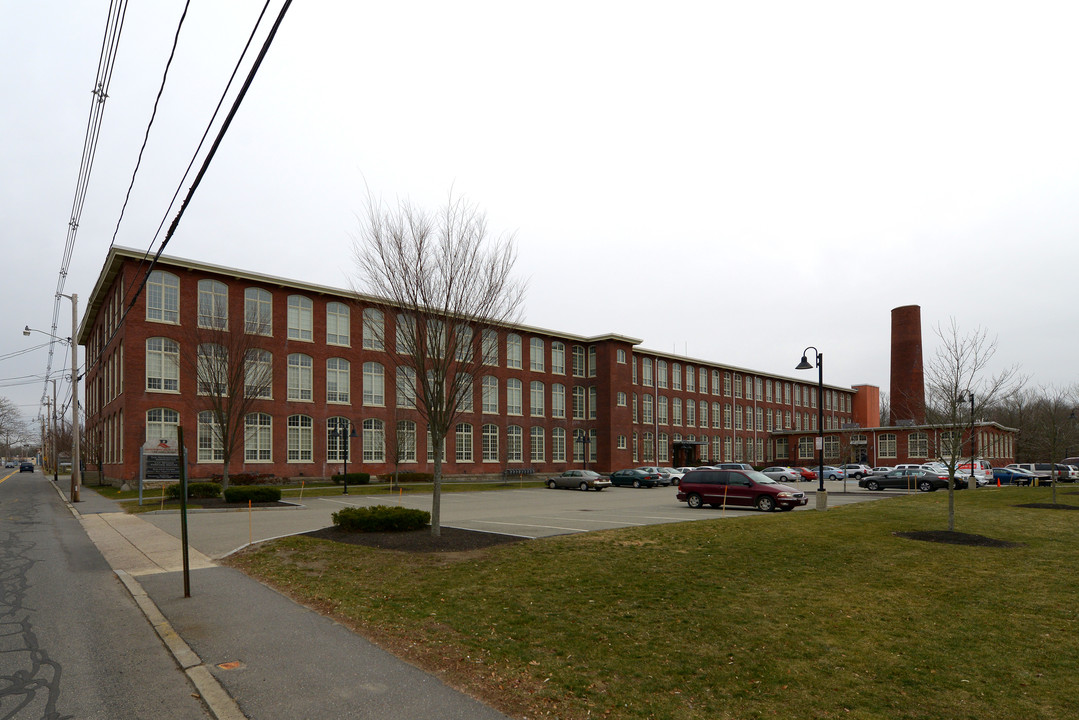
[227,487,1079,720]
[92,478,546,513]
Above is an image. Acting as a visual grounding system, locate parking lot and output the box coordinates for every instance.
[141,480,888,558]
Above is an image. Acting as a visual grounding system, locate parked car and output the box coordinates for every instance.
[869,466,895,476]
[546,470,612,491]
[4,461,15,468]
[1054,464,1079,482]
[715,462,755,472]
[677,468,809,512]
[636,467,675,486]
[991,467,1035,486]
[841,464,872,479]
[859,468,951,492]
[760,466,801,483]
[20,462,34,473]
[955,460,993,485]
[794,466,817,481]
[819,466,846,480]
[1007,463,1054,484]
[610,468,663,488]
[661,468,685,485]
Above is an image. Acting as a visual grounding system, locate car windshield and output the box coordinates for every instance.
[745,471,777,485]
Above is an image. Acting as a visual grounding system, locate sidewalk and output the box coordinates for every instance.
[56,481,512,720]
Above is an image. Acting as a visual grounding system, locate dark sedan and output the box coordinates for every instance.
[20,462,34,473]
[859,468,954,492]
[609,469,663,488]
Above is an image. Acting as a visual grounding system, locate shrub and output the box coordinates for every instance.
[165,482,221,500]
[223,486,282,503]
[227,472,277,486]
[331,472,370,486]
[332,505,430,533]
[391,471,434,484]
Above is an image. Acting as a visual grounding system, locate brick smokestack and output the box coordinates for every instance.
[890,305,926,425]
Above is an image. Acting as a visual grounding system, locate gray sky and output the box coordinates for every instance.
[3,1,1078,424]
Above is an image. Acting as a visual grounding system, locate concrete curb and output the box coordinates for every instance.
[54,480,249,720]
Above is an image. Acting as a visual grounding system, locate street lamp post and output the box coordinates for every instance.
[796,347,826,510]
[338,422,357,495]
[965,391,975,489]
[577,430,591,472]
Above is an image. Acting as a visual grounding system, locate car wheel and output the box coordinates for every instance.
[579,482,588,492]
[756,495,776,512]
[866,480,880,491]
[686,493,703,508]
[918,480,934,492]
[547,480,557,489]
[632,480,641,488]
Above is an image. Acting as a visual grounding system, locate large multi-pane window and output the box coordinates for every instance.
[482,376,498,414]
[397,420,417,462]
[146,338,179,392]
[455,325,473,361]
[360,308,382,349]
[287,296,313,341]
[673,398,683,426]
[733,374,743,399]
[327,302,350,346]
[244,349,272,398]
[363,362,385,405]
[326,358,350,403]
[482,424,499,461]
[699,368,707,394]
[426,319,445,358]
[455,373,474,412]
[507,379,523,415]
[197,411,224,462]
[530,338,544,372]
[552,383,566,418]
[724,404,732,429]
[642,358,653,387]
[658,396,668,425]
[551,342,565,374]
[244,413,272,462]
[506,334,522,369]
[698,401,707,428]
[643,395,653,424]
[588,346,597,377]
[530,381,545,416]
[823,435,840,460]
[482,329,498,365]
[396,314,415,354]
[572,346,586,377]
[287,415,313,461]
[427,431,448,463]
[657,360,668,389]
[552,427,566,462]
[146,408,179,447]
[686,366,695,392]
[572,386,586,420]
[879,433,897,458]
[197,280,228,329]
[363,419,385,461]
[326,417,350,462]
[672,363,682,390]
[507,425,523,462]
[530,427,545,462]
[588,387,598,420]
[147,271,180,324]
[244,288,272,335]
[712,402,721,428]
[196,344,228,396]
[456,423,473,462]
[396,367,416,408]
[909,432,929,458]
[287,353,313,401]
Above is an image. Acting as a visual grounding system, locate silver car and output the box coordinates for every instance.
[546,470,612,491]
[760,466,801,483]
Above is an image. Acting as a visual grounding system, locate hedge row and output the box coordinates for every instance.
[390,471,434,484]
[331,472,370,486]
[223,486,282,503]
[165,482,221,500]
[332,505,430,533]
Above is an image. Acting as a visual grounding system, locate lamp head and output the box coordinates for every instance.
[23,325,31,337]
[795,355,813,371]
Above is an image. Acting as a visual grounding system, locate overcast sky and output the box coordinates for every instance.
[3,1,1077,424]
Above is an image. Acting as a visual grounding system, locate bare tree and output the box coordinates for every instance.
[1025,386,1079,503]
[924,319,1022,530]
[178,303,274,491]
[0,397,31,459]
[352,191,525,536]
[878,391,890,428]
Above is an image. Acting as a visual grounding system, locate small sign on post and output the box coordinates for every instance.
[140,438,183,505]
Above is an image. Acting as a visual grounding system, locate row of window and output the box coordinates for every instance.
[629,396,847,432]
[142,408,601,464]
[145,271,604,375]
[631,356,853,414]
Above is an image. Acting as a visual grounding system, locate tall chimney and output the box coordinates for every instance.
[890,305,925,425]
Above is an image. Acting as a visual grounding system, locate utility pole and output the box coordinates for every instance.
[62,292,81,502]
[51,380,59,483]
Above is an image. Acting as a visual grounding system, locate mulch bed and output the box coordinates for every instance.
[303,525,526,553]
[1015,503,1079,510]
[894,530,1024,548]
[184,498,296,510]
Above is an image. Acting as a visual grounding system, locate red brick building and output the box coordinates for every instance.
[79,247,882,483]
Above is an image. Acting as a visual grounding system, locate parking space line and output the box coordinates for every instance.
[465,519,591,533]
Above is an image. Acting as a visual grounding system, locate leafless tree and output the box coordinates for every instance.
[924,319,1022,530]
[878,391,890,428]
[0,397,31,459]
[178,304,274,491]
[352,191,525,536]
[1023,386,1079,503]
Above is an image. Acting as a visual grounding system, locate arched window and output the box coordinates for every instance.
[287,415,313,461]
[327,416,350,462]
[328,302,351,346]
[287,354,313,401]
[361,308,382,350]
[197,410,224,462]
[455,423,473,462]
[327,358,350,403]
[507,425,523,462]
[363,362,384,406]
[396,420,417,462]
[146,408,180,447]
[146,337,179,392]
[147,271,180,324]
[197,279,228,329]
[482,424,499,462]
[244,287,272,335]
[287,295,313,341]
[362,419,384,461]
[244,413,272,462]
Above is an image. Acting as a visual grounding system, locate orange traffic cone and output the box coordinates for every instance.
[997,477,1001,487]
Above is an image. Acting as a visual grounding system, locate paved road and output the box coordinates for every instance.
[140,480,888,559]
[0,469,213,720]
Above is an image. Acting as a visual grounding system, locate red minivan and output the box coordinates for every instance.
[676,469,808,512]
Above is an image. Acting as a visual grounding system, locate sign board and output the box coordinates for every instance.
[142,439,182,480]
[815,436,823,450]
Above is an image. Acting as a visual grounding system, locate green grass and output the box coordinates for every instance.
[92,478,546,513]
[227,487,1079,720]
